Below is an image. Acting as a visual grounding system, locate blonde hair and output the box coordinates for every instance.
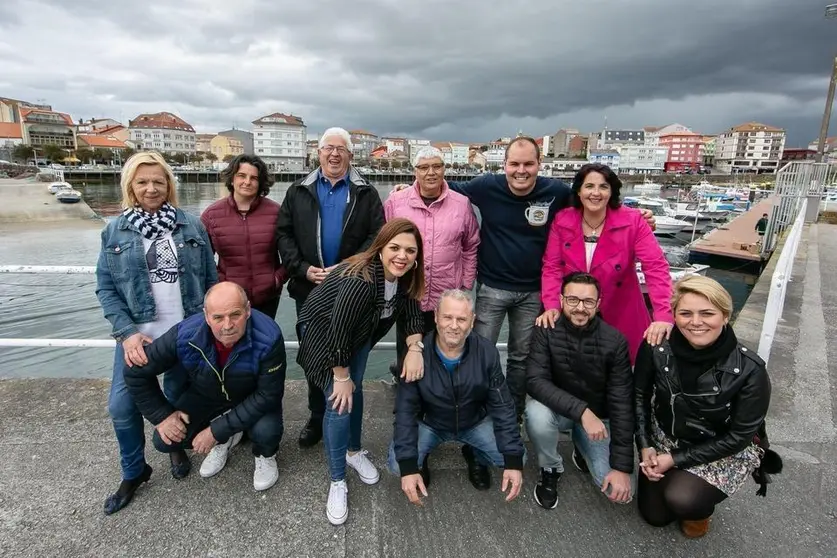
[672,275,733,319]
[120,151,179,209]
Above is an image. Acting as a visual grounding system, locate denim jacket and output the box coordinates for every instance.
[95,209,218,342]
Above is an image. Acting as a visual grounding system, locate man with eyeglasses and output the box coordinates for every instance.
[524,272,635,510]
[276,127,385,448]
[124,282,287,492]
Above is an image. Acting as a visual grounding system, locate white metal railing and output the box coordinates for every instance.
[0,266,508,351]
[757,198,808,363]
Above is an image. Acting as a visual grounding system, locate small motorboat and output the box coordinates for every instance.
[47,181,73,194]
[55,189,82,203]
[637,262,710,293]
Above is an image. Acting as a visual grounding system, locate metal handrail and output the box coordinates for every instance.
[0,265,509,351]
[757,198,808,363]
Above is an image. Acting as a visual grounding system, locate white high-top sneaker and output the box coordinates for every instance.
[326,480,349,525]
[345,449,380,484]
[199,432,242,478]
[253,455,279,491]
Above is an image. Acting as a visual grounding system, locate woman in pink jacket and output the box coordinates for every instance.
[537,164,673,363]
[384,146,481,372]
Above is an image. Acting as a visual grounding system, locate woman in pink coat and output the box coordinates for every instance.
[537,164,673,363]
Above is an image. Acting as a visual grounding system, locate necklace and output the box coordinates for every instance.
[583,215,606,235]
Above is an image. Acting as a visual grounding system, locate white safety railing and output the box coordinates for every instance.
[0,266,507,351]
[757,198,808,363]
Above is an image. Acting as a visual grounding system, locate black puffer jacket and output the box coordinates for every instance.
[634,338,771,469]
[525,315,634,473]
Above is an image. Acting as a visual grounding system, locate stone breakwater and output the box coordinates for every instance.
[0,178,101,224]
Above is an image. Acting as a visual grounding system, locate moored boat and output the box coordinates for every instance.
[55,189,82,203]
[47,181,73,194]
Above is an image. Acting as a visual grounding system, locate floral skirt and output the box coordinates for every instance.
[651,418,763,496]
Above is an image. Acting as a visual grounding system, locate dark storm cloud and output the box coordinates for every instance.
[3,0,835,144]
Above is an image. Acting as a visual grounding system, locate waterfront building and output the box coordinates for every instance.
[567,135,589,158]
[587,149,620,172]
[540,158,587,176]
[598,129,644,149]
[348,129,379,160]
[715,122,786,174]
[551,128,580,157]
[306,139,319,168]
[702,135,717,169]
[0,122,23,148]
[382,137,406,154]
[406,138,431,161]
[251,112,306,171]
[195,133,215,154]
[807,137,837,162]
[76,134,128,152]
[128,112,196,155]
[210,134,244,161]
[431,142,453,165]
[76,118,122,134]
[643,123,691,148]
[616,144,667,174]
[0,97,51,124]
[20,107,77,151]
[218,128,254,156]
[781,148,817,163]
[659,130,704,173]
[483,148,505,168]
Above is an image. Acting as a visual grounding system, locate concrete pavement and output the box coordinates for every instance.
[2,226,837,557]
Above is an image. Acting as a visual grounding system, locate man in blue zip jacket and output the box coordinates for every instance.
[387,289,525,506]
[124,282,286,494]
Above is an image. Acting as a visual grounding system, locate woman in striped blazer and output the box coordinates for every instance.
[297,218,427,525]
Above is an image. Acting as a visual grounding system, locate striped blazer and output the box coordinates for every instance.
[296,258,425,389]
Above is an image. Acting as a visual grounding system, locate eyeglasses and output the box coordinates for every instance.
[320,145,349,155]
[415,163,444,173]
[562,295,598,309]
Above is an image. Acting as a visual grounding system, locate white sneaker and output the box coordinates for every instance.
[326,480,349,526]
[253,455,279,491]
[199,432,242,478]
[345,449,380,485]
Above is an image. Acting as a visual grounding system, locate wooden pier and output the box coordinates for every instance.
[688,197,774,265]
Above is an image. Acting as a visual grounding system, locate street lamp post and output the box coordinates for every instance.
[816,4,837,162]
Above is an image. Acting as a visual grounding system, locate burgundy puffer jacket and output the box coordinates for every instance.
[201,195,287,306]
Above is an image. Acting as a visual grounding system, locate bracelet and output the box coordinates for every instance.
[333,375,351,383]
[407,347,422,353]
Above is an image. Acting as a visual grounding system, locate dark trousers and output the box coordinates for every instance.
[252,297,281,320]
[295,298,326,422]
[637,468,727,526]
[390,310,436,376]
[151,390,284,457]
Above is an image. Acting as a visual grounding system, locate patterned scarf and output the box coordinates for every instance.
[124,202,178,240]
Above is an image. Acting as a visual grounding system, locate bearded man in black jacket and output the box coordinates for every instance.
[524,272,635,510]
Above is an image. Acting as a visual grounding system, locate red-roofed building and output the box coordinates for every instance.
[20,107,77,150]
[128,112,196,154]
[252,112,307,170]
[0,122,23,148]
[77,134,128,151]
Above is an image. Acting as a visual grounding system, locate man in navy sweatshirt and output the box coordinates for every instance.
[445,137,571,421]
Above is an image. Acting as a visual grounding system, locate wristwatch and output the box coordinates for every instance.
[409,341,424,351]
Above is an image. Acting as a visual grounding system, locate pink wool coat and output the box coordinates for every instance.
[384,180,480,312]
[541,206,673,362]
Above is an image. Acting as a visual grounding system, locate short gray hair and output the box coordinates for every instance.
[319,127,353,152]
[437,289,474,312]
[413,146,445,167]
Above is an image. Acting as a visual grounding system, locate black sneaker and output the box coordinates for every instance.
[533,468,562,510]
[571,445,589,473]
[461,445,491,490]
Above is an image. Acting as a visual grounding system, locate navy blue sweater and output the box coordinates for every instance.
[449,175,571,292]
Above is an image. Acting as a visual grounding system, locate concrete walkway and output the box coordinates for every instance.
[1,227,837,557]
[0,178,100,224]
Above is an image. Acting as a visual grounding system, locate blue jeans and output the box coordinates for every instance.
[108,344,187,480]
[473,284,541,418]
[386,418,512,475]
[323,342,372,481]
[525,398,636,496]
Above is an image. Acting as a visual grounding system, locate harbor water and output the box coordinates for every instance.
[0,180,758,379]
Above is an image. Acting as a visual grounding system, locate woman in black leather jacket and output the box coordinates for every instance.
[634,275,771,538]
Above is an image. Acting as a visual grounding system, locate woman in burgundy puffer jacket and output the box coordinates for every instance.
[201,155,287,318]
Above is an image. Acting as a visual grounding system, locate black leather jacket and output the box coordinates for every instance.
[634,339,771,469]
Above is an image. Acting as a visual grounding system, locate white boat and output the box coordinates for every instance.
[55,189,82,203]
[637,262,710,293]
[624,197,691,235]
[47,181,73,194]
[670,201,712,221]
[633,178,663,194]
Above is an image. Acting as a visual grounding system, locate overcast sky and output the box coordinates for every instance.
[1,0,835,147]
